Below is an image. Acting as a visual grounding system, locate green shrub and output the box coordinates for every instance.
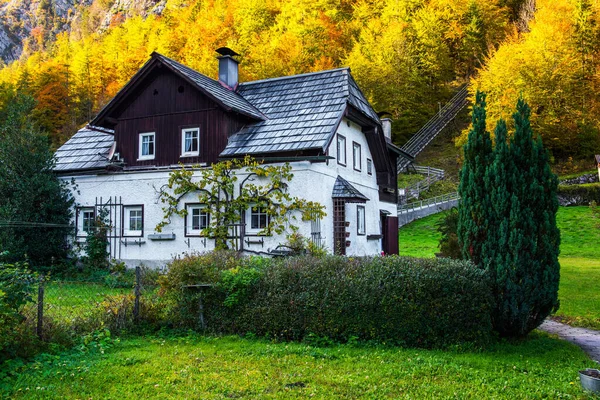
[436,208,462,259]
[0,263,38,360]
[557,183,600,206]
[160,254,494,348]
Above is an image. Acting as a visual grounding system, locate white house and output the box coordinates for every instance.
[54,48,411,267]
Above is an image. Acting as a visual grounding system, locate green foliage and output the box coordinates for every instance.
[458,91,493,264]
[557,182,600,205]
[0,262,37,361]
[436,208,461,259]
[160,253,494,348]
[0,93,74,269]
[283,233,327,257]
[157,156,326,249]
[460,95,560,337]
[81,208,110,271]
[219,260,265,308]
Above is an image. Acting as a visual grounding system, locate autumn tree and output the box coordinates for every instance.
[157,156,326,250]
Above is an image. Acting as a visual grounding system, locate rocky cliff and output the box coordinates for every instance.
[0,0,165,64]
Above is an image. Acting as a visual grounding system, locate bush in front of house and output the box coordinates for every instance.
[160,253,494,348]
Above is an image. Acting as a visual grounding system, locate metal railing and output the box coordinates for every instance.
[399,166,446,203]
[397,192,460,214]
[397,86,470,172]
[412,165,445,178]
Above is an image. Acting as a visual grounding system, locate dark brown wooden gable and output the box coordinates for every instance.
[110,68,251,168]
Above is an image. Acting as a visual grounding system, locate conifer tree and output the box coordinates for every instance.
[490,98,560,336]
[457,91,493,265]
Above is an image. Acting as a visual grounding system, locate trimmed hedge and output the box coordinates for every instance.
[557,183,600,206]
[160,252,494,348]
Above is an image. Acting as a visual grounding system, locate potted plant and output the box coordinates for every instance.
[579,369,600,393]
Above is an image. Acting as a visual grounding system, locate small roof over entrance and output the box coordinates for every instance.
[332,176,369,203]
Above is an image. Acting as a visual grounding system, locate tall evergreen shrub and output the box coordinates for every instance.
[458,91,493,265]
[460,95,560,337]
[489,99,560,336]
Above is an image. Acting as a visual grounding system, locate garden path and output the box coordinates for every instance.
[540,320,600,363]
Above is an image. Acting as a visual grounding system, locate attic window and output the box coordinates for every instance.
[153,89,159,95]
[181,128,200,157]
[337,134,346,166]
[138,132,156,161]
[178,85,185,93]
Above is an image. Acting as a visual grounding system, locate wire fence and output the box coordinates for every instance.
[22,266,161,342]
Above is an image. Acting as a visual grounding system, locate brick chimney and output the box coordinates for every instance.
[216,47,239,89]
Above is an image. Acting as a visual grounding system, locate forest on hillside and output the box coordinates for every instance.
[0,0,597,163]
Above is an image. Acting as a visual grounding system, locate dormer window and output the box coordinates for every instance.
[181,128,200,157]
[138,132,155,160]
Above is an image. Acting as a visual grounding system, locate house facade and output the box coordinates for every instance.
[55,49,409,267]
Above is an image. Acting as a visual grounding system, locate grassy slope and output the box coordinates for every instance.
[2,334,594,399]
[399,206,600,329]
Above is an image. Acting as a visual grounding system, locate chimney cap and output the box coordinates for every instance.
[216,47,240,57]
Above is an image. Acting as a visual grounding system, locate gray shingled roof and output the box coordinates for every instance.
[156,54,265,121]
[332,176,369,202]
[220,68,381,156]
[596,154,600,164]
[54,126,114,172]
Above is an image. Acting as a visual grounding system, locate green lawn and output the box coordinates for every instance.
[1,333,596,399]
[399,206,600,329]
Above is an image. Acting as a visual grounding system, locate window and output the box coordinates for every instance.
[123,206,143,237]
[77,207,95,236]
[186,204,210,235]
[353,142,361,171]
[138,132,155,160]
[181,128,200,157]
[336,135,346,165]
[367,158,373,175]
[357,206,366,235]
[247,205,269,233]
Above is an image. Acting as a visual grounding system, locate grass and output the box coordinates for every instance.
[399,206,600,330]
[1,332,596,399]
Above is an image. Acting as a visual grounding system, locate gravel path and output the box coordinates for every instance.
[539,320,600,363]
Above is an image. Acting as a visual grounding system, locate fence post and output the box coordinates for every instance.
[134,266,141,323]
[37,275,44,340]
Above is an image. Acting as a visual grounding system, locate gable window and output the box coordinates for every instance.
[123,205,143,237]
[181,128,200,157]
[367,158,373,175]
[186,204,210,235]
[138,132,155,160]
[353,142,361,171]
[77,207,95,236]
[337,135,346,166]
[357,205,366,235]
[247,205,269,234]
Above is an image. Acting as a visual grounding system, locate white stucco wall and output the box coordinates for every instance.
[60,118,396,267]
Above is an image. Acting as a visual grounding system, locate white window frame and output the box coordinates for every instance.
[337,134,346,166]
[138,132,156,161]
[353,142,361,171]
[186,204,210,235]
[181,127,200,157]
[367,158,373,175]
[123,205,143,237]
[77,207,95,237]
[246,205,270,234]
[357,205,366,236]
